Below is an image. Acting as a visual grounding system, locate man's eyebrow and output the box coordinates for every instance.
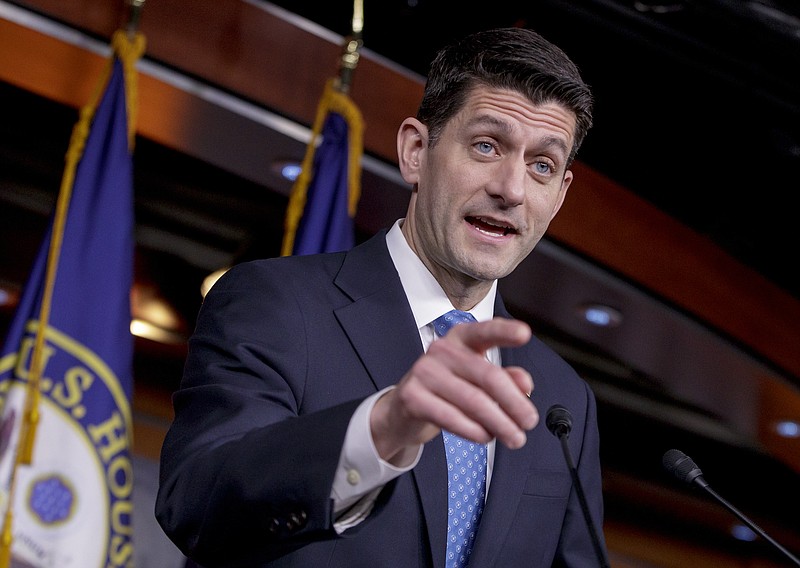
[464,113,513,134]
[538,135,570,159]
[465,114,570,158]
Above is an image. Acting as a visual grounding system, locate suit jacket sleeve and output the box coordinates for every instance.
[154,255,395,566]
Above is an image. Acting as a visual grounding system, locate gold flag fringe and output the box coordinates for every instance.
[280,78,364,257]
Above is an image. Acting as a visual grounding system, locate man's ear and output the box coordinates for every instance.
[396,117,427,186]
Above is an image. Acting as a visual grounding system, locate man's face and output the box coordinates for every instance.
[401,85,576,290]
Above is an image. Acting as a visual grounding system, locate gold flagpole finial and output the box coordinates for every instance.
[334,0,364,94]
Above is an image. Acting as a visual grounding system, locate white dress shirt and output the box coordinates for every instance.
[330,219,499,531]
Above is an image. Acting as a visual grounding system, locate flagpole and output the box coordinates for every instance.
[125,0,145,39]
[334,0,363,94]
[333,0,363,220]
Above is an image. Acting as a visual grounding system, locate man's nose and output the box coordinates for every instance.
[486,158,526,206]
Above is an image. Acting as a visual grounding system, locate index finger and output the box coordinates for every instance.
[447,317,531,353]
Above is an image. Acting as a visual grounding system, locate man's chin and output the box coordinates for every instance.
[460,259,520,283]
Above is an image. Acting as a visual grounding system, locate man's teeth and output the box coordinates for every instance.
[471,217,513,235]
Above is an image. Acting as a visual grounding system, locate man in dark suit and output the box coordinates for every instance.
[156,26,604,567]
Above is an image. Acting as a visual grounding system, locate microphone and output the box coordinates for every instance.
[546,403,572,438]
[662,449,800,567]
[546,405,610,568]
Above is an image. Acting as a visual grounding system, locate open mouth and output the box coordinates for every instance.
[466,216,517,237]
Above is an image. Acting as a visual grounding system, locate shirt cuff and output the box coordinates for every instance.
[331,386,423,532]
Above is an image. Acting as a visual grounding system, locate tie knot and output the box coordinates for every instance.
[433,309,477,337]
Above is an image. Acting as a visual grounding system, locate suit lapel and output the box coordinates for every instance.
[333,232,447,566]
[471,445,533,564]
[414,437,448,568]
[333,231,423,392]
[469,342,537,565]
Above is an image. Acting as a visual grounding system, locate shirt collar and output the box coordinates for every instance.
[385,219,497,329]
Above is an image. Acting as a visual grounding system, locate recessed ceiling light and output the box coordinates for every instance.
[774,420,800,438]
[270,160,302,182]
[577,303,623,328]
[0,285,19,308]
[130,319,185,345]
[730,523,757,542]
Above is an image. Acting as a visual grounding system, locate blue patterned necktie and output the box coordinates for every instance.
[433,310,487,568]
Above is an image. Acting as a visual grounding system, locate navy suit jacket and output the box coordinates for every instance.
[156,230,606,567]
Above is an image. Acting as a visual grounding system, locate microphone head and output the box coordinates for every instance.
[662,449,707,487]
[546,404,572,438]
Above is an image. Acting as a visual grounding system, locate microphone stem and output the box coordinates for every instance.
[702,485,800,567]
[558,433,610,568]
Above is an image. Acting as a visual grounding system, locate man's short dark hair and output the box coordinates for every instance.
[417,27,594,164]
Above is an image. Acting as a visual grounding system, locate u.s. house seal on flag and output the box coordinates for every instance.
[0,322,134,568]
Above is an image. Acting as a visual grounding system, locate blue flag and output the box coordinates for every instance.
[0,31,144,568]
[281,78,363,256]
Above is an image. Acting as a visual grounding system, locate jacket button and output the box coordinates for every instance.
[286,510,307,531]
